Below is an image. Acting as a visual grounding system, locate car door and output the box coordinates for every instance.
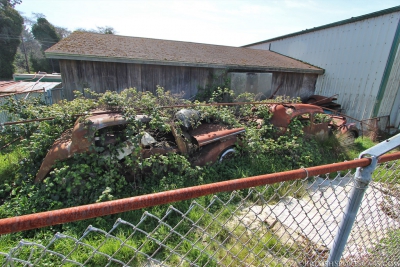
[310,112,331,139]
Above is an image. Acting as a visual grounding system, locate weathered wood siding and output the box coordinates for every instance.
[230,72,317,100]
[59,60,225,100]
[59,60,317,101]
[271,72,317,101]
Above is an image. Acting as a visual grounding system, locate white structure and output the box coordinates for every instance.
[246,6,400,131]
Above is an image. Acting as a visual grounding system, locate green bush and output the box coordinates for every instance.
[0,86,376,266]
[0,87,341,218]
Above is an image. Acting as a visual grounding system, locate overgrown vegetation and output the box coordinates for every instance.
[0,87,382,266]
[0,86,327,213]
[0,0,23,78]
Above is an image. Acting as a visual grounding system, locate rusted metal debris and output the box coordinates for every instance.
[306,94,341,110]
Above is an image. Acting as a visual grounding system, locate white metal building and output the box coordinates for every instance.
[245,6,400,131]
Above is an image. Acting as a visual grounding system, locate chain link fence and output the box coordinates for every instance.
[1,147,400,266]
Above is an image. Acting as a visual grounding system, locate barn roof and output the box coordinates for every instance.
[45,32,323,74]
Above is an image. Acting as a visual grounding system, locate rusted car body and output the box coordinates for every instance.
[35,112,245,182]
[267,104,359,138]
[35,104,358,182]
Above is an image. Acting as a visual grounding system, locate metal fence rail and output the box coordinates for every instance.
[0,140,400,266]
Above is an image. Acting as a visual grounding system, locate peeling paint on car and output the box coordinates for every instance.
[35,112,245,182]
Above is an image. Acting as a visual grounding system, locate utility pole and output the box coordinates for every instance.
[20,34,30,73]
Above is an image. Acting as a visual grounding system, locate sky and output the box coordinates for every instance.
[16,0,400,47]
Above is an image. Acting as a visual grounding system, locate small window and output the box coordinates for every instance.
[313,113,331,124]
[299,113,310,120]
[95,125,127,148]
[293,113,310,127]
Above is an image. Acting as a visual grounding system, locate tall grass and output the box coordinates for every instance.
[0,135,389,266]
[0,146,26,204]
[0,147,24,180]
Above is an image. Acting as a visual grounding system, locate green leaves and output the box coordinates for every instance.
[1,86,326,216]
[0,0,23,78]
[31,17,61,51]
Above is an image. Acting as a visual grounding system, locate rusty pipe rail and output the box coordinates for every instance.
[159,101,294,109]
[1,111,124,126]
[1,152,400,235]
[2,117,58,126]
[1,101,292,126]
[322,107,362,124]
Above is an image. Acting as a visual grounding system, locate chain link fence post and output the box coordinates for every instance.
[327,133,400,266]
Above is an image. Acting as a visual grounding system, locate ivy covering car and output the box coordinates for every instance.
[34,109,245,182]
[35,103,358,182]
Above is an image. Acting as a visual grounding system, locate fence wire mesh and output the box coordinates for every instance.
[1,158,399,267]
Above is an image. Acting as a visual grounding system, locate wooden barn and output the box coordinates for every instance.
[45,32,324,100]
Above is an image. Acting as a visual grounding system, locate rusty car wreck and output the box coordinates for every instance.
[35,110,245,182]
[266,104,359,138]
[35,104,358,182]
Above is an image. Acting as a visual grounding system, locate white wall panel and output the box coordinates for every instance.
[249,12,400,122]
[379,45,400,121]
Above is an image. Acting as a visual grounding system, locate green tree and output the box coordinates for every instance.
[13,13,70,74]
[0,0,23,78]
[31,17,60,51]
[13,15,41,73]
[96,26,116,34]
[2,0,21,8]
[75,26,116,34]
[55,26,71,39]
[31,17,60,73]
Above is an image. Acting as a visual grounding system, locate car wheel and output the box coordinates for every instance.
[219,147,236,162]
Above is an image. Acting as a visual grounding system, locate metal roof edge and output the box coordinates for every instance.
[243,5,400,47]
[45,52,324,74]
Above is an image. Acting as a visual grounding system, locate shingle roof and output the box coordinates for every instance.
[45,32,323,74]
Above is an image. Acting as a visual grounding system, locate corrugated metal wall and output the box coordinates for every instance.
[249,12,400,124]
[380,37,400,130]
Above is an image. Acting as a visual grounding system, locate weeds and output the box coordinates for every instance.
[0,87,384,266]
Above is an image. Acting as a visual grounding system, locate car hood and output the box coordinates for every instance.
[35,113,150,182]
